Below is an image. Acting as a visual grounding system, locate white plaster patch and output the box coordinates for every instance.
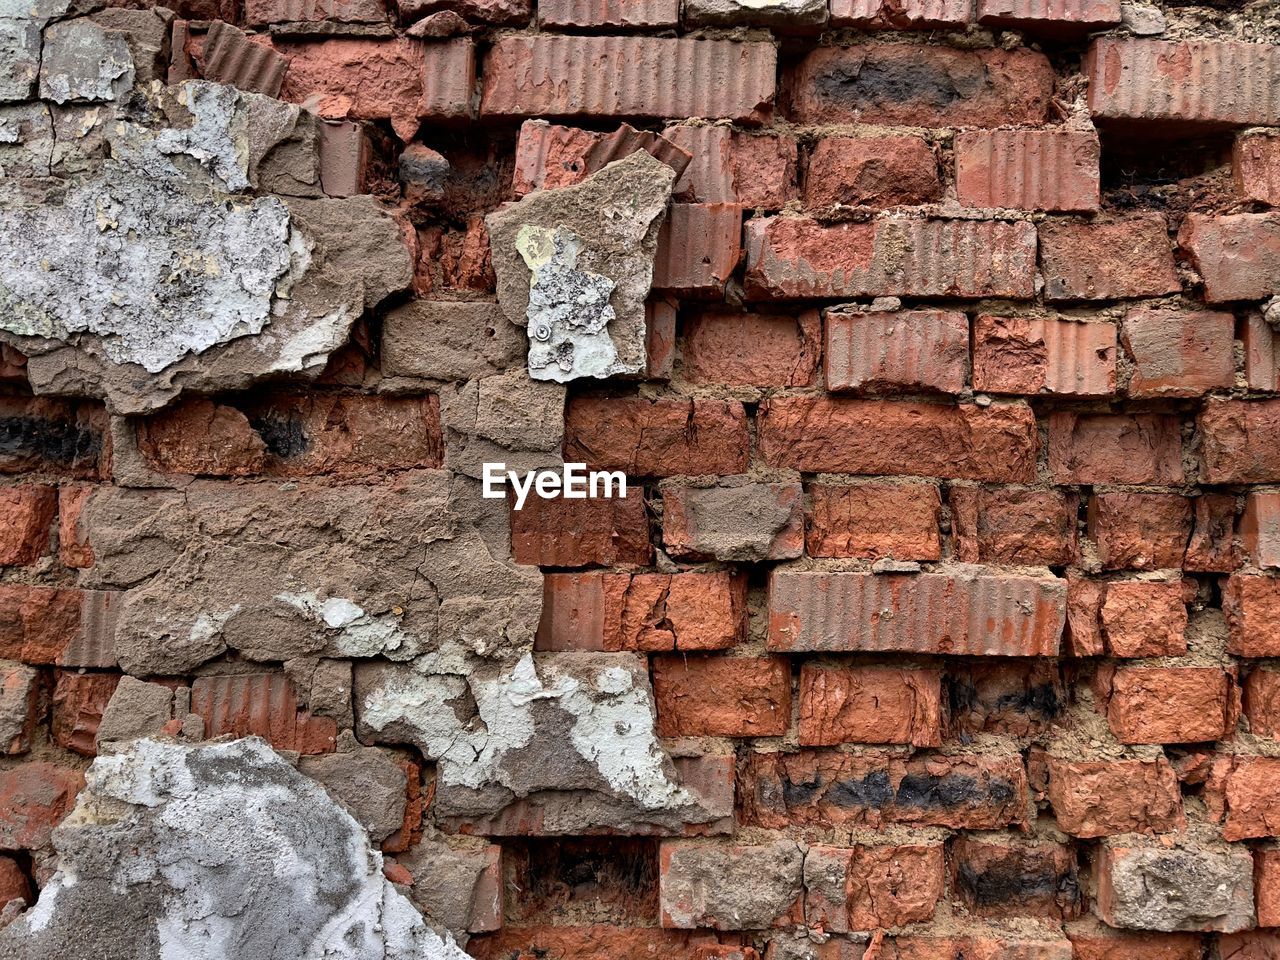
[278,591,425,660]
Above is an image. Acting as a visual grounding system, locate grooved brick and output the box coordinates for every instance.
[950,488,1077,566]
[1039,215,1180,301]
[805,482,943,561]
[510,489,651,568]
[955,129,1100,211]
[758,397,1038,483]
[0,584,119,667]
[1048,412,1183,485]
[767,570,1066,656]
[190,673,338,755]
[972,315,1116,398]
[663,125,798,207]
[824,309,968,395]
[652,204,743,297]
[51,671,119,756]
[744,216,1038,300]
[1122,305,1235,398]
[1045,757,1184,837]
[828,0,969,28]
[653,655,792,737]
[1107,667,1233,744]
[797,664,943,747]
[538,0,679,28]
[1235,131,1280,206]
[480,36,777,123]
[1179,213,1280,303]
[681,310,821,388]
[978,0,1119,34]
[564,398,749,477]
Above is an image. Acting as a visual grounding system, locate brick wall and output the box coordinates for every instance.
[2,0,1280,956]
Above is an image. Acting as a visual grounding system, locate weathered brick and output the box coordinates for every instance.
[1245,313,1280,392]
[0,584,81,664]
[1122,305,1235,398]
[1235,130,1280,205]
[951,837,1081,919]
[510,489,651,568]
[1245,666,1280,738]
[1067,930,1203,960]
[0,661,38,756]
[767,570,1066,657]
[758,397,1038,483]
[1039,215,1180,301]
[1257,849,1280,927]
[653,655,792,738]
[787,46,1054,126]
[51,671,120,756]
[1065,573,1105,657]
[804,135,941,209]
[538,0,679,27]
[0,762,82,850]
[681,311,820,388]
[978,0,1119,34]
[950,661,1063,738]
[0,485,55,566]
[805,482,942,561]
[564,398,749,478]
[745,216,1038,300]
[1100,580,1187,658]
[955,129,1100,211]
[683,0,827,27]
[1186,494,1239,573]
[1179,213,1280,303]
[469,926,729,960]
[824,308,968,395]
[0,855,29,914]
[1201,399,1280,484]
[381,301,525,382]
[972,315,1116,398]
[1087,38,1280,129]
[481,36,776,123]
[1095,844,1254,933]
[797,664,943,747]
[652,204,742,298]
[1048,412,1183,485]
[662,483,803,563]
[245,0,389,27]
[663,125,798,208]
[804,843,944,931]
[740,750,1029,830]
[1225,575,1280,658]
[1207,756,1280,839]
[0,397,106,479]
[1045,757,1183,837]
[57,484,94,569]
[1088,492,1191,571]
[660,840,803,930]
[951,488,1077,566]
[1107,667,1233,744]
[190,673,338,755]
[828,0,969,28]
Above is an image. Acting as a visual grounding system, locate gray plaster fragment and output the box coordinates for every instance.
[399,841,501,936]
[299,741,408,842]
[486,151,674,383]
[660,839,805,929]
[0,101,52,177]
[662,481,802,563]
[39,18,135,103]
[381,300,526,382]
[95,676,175,748]
[1099,846,1254,933]
[1120,2,1166,34]
[88,8,171,86]
[683,0,828,27]
[0,17,40,101]
[0,737,471,960]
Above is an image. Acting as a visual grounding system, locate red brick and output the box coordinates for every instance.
[1235,131,1280,205]
[0,397,106,480]
[1048,412,1183,485]
[680,311,820,388]
[480,36,776,123]
[1201,399,1280,483]
[972,315,1116,398]
[1086,38,1280,129]
[1258,849,1280,927]
[57,484,94,569]
[663,125,798,208]
[469,926,728,960]
[1206,756,1280,839]
[1186,494,1239,573]
[1221,931,1280,960]
[805,482,942,561]
[950,661,1063,737]
[1245,313,1280,392]
[978,0,1118,33]
[740,750,1029,830]
[804,135,940,209]
[653,204,742,298]
[0,661,37,756]
[1039,215,1179,301]
[744,216,1038,300]
[951,837,1081,919]
[0,485,55,566]
[0,855,29,912]
[510,489,651,568]
[244,0,391,27]
[1122,305,1235,398]
[1225,575,1280,658]
[1107,667,1232,744]
[1087,492,1191,571]
[824,308,968,395]
[1245,667,1280,738]
[662,483,803,562]
[828,0,969,28]
[797,664,943,747]
[202,20,288,97]
[0,762,82,849]
[1064,573,1105,657]
[951,488,1077,566]
[653,656,791,737]
[850,936,1072,960]
[538,0,679,28]
[1045,757,1183,837]
[758,397,1038,483]
[767,570,1066,657]
[956,129,1099,212]
[190,673,338,755]
[1067,930,1203,960]
[381,757,422,854]
[1179,213,1280,303]
[659,840,803,930]
[0,584,82,664]
[52,671,120,756]
[1100,580,1187,658]
[644,299,678,381]
[510,119,696,199]
[787,46,1054,126]
[564,398,749,478]
[804,843,944,931]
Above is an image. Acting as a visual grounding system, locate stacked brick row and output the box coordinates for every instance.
[4,0,1280,957]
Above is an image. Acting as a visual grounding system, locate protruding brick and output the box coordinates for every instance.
[1107,667,1233,744]
[652,204,742,297]
[1088,493,1191,571]
[190,673,338,755]
[824,308,968,395]
[481,36,777,123]
[1179,213,1280,303]
[51,671,120,756]
[1095,845,1254,933]
[1122,305,1235,398]
[956,129,1100,211]
[0,762,82,850]
[1201,399,1280,484]
[804,843,944,931]
[787,46,1054,127]
[1225,575,1280,658]
[1207,756,1280,840]
[0,661,38,755]
[660,840,803,930]
[1243,493,1280,570]
[0,855,29,914]
[1187,494,1239,574]
[1065,573,1105,657]
[804,135,940,209]
[511,489,651,568]
[978,0,1119,34]
[1046,757,1183,837]
[759,397,1038,483]
[1039,215,1180,301]
[564,398,749,478]
[680,310,820,388]
[951,837,1082,919]
[653,655,792,738]
[972,315,1116,398]
[797,664,943,747]
[1245,667,1280,739]
[951,488,1077,566]
[538,0,679,28]
[1100,580,1187,658]
[662,483,803,562]
[1235,131,1280,205]
[1048,412,1183,485]
[0,485,55,566]
[767,570,1066,657]
[1087,38,1280,129]
[805,482,942,561]
[745,216,1038,300]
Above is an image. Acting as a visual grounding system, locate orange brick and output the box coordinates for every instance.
[681,310,820,388]
[972,315,1116,398]
[956,129,1099,211]
[653,655,791,737]
[805,482,942,561]
[0,486,55,566]
[824,309,968,395]
[1107,667,1233,744]
[797,664,943,747]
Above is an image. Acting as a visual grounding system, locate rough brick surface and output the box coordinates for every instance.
[972,315,1116,398]
[797,664,943,747]
[955,130,1100,212]
[653,655,792,737]
[1039,216,1180,301]
[805,482,942,561]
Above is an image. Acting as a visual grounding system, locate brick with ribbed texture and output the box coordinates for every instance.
[828,0,969,27]
[973,315,1116,397]
[978,0,1120,35]
[652,204,742,297]
[538,0,679,27]
[955,129,1100,212]
[824,308,968,395]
